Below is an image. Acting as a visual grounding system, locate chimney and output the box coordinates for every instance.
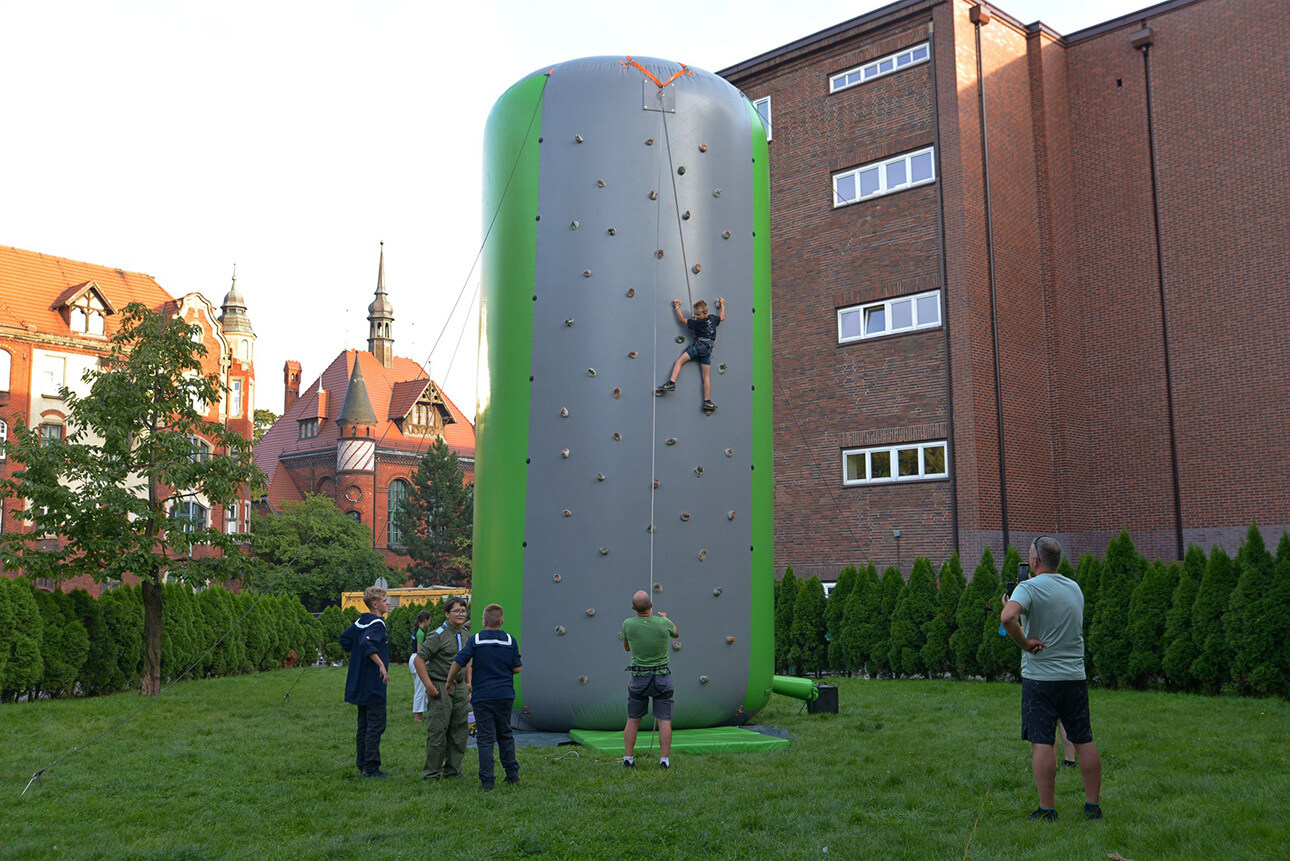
[284,360,302,412]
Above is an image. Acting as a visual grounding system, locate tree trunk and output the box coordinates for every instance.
[141,578,163,696]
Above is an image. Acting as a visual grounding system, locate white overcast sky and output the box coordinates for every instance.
[1,0,1146,420]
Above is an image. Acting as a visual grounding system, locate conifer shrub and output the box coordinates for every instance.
[790,576,828,675]
[826,567,858,672]
[976,546,1020,681]
[923,553,965,677]
[870,566,903,678]
[0,580,14,691]
[1089,529,1145,687]
[774,568,799,673]
[1161,547,1204,691]
[1073,553,1103,677]
[1127,561,1180,688]
[1,579,44,700]
[841,564,880,674]
[1190,545,1237,693]
[68,589,118,695]
[101,585,143,690]
[1226,523,1282,695]
[951,548,997,679]
[161,582,204,681]
[31,586,88,698]
[887,558,937,676]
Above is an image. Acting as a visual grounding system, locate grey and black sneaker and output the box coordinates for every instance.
[660,381,676,392]
[1084,802,1102,820]
[702,400,716,412]
[1028,807,1058,822]
[623,758,635,768]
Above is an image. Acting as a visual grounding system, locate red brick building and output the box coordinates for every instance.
[0,245,258,594]
[255,245,476,569]
[719,0,1288,578]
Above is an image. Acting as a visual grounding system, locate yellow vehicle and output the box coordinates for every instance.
[340,587,470,611]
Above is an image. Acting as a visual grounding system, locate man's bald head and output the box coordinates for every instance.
[631,591,652,613]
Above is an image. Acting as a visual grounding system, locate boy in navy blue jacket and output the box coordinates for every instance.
[446,603,522,790]
[340,586,390,778]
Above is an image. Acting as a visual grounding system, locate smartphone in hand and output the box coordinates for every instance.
[1019,562,1031,580]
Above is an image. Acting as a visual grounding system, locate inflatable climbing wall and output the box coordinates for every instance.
[474,56,772,731]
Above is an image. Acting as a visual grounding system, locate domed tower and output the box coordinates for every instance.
[219,268,256,365]
[367,242,394,369]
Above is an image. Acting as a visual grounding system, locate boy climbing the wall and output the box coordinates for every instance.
[658,297,725,413]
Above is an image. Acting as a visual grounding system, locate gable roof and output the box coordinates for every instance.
[255,349,476,508]
[0,245,174,336]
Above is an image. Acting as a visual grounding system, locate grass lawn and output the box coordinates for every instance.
[4,670,1288,859]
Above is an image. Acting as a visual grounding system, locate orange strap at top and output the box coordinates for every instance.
[620,56,693,89]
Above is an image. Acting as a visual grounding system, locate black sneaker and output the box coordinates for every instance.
[1062,759,1078,768]
[702,400,716,412]
[1084,803,1102,820]
[659,381,675,393]
[505,775,520,785]
[660,761,670,769]
[363,770,389,779]
[623,758,635,768]
[1028,807,1058,822]
[480,783,494,792]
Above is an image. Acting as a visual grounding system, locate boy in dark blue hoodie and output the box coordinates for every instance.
[340,586,390,778]
[445,603,522,790]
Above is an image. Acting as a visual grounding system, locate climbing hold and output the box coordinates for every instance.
[578,676,588,685]
[597,473,605,482]
[649,190,659,200]
[570,220,580,230]
[677,166,686,175]
[694,466,704,477]
[713,188,722,197]
[656,249,665,259]
[722,230,732,240]
[587,368,596,376]
[645,137,654,145]
[553,573,562,582]
[725,448,733,457]
[560,407,570,417]
[596,179,606,188]
[607,227,617,236]
[666,437,677,446]
[699,675,710,685]
[718,363,727,374]
[555,626,566,635]
[562,508,571,517]
[626,288,635,298]
[671,641,682,650]
[698,549,708,562]
[653,583,662,592]
[561,449,570,458]
[585,608,596,617]
[613,432,622,441]
[612,387,621,399]
[726,636,736,645]
[728,510,736,520]
[682,210,691,220]
[599,546,610,556]
[680,512,691,521]
[675,335,686,344]
[692,263,702,274]
[575,134,584,143]
[565,317,575,327]
[646,525,656,533]
[699,144,709,152]
[712,587,723,597]
[583,269,592,278]
[628,350,638,359]
[652,478,661,489]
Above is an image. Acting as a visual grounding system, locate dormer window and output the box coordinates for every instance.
[56,283,112,336]
[299,419,319,440]
[400,382,453,435]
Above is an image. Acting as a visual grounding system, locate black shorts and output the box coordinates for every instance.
[1021,678,1093,745]
[627,673,674,721]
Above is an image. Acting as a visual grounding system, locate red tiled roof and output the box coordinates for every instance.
[388,379,431,421]
[256,349,476,508]
[0,246,174,336]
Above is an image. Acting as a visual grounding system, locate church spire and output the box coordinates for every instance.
[367,241,394,369]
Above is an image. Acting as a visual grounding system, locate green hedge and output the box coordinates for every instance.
[0,579,324,702]
[776,522,1290,697]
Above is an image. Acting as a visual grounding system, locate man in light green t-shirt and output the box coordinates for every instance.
[1001,536,1103,822]
[620,590,680,768]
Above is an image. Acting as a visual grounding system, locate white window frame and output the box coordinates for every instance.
[229,379,243,417]
[752,96,772,141]
[842,440,949,486]
[0,349,10,391]
[0,418,7,460]
[173,499,208,532]
[41,355,66,397]
[830,42,930,93]
[833,146,935,207]
[838,289,942,342]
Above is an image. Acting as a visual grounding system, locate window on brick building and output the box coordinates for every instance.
[229,379,243,417]
[388,479,409,548]
[752,96,772,141]
[40,422,64,445]
[190,436,211,463]
[833,147,935,206]
[839,289,940,342]
[830,42,930,93]
[0,418,6,461]
[173,500,208,532]
[0,349,11,391]
[299,419,319,439]
[843,440,948,485]
[41,355,67,397]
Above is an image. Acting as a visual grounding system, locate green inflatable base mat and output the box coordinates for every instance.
[568,727,789,755]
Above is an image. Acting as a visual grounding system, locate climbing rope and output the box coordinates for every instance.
[660,97,694,309]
